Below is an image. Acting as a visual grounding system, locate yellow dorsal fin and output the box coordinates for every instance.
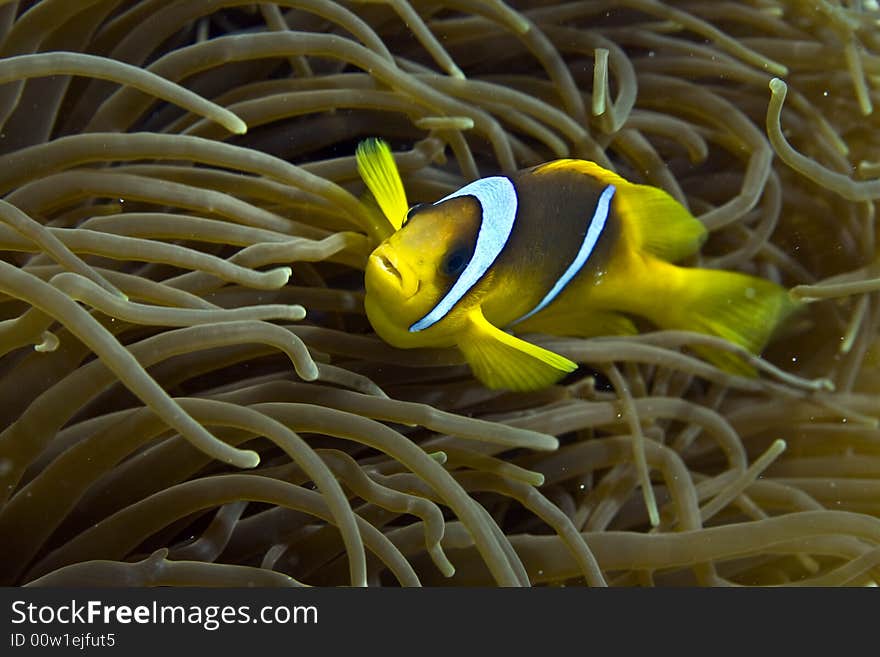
[458,307,578,391]
[537,159,707,263]
[356,138,409,231]
[536,159,631,188]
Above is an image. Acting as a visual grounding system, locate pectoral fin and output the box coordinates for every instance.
[356,138,409,231]
[458,307,578,391]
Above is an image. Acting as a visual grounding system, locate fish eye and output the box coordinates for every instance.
[403,202,430,225]
[440,245,470,277]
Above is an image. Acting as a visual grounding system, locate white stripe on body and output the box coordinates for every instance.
[509,184,615,326]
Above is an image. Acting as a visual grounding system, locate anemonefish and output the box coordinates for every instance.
[356,139,795,391]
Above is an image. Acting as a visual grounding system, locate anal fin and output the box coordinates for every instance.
[459,307,577,391]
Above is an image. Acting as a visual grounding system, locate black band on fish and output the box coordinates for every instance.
[403,202,430,225]
[409,176,518,332]
[510,184,616,326]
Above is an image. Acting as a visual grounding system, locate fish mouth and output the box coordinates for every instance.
[369,249,420,300]
[377,253,402,285]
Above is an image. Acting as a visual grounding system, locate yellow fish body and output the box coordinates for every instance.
[357,139,795,391]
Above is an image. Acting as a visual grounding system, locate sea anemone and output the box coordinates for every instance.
[1,0,879,587]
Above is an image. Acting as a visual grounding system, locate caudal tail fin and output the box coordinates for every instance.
[661,266,798,375]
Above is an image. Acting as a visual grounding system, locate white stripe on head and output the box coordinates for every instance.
[510,184,615,326]
[409,176,517,332]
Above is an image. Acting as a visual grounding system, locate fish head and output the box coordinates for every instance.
[365,195,482,348]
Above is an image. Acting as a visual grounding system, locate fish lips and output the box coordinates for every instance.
[367,246,420,300]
